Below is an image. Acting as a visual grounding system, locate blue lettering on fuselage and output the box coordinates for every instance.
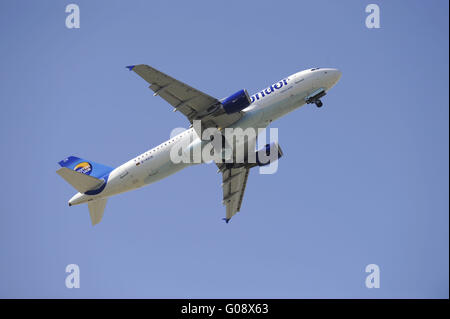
[251,78,289,103]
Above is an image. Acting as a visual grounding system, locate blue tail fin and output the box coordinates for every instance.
[58,156,113,179]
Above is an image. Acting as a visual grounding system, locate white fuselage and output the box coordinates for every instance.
[69,68,341,206]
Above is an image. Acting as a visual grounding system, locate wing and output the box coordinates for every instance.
[220,166,250,223]
[127,64,243,133]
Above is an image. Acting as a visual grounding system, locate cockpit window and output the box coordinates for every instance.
[310,68,320,71]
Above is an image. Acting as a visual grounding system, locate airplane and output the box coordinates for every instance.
[56,65,341,225]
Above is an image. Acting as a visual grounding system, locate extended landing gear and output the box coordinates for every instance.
[315,100,323,108]
[305,88,327,109]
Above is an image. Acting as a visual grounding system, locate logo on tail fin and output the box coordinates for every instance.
[74,162,92,175]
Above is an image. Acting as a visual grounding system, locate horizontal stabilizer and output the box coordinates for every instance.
[56,167,104,193]
[88,198,107,225]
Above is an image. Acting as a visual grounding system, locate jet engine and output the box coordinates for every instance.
[221,142,283,170]
[255,142,283,166]
[221,89,252,114]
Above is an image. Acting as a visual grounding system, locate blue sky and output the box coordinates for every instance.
[0,0,448,298]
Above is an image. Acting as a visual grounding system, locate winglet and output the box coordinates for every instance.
[222,218,230,224]
[126,65,135,71]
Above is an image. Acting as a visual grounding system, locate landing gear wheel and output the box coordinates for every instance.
[315,100,323,108]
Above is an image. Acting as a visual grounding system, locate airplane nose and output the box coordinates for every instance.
[331,68,342,82]
[325,68,342,89]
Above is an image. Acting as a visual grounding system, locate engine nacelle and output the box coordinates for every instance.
[220,142,283,170]
[255,142,283,166]
[221,89,252,114]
